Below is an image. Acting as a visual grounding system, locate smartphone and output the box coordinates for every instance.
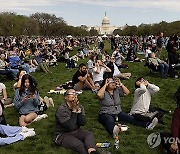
[96,142,110,148]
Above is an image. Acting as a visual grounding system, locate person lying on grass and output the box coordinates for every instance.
[97,78,158,147]
[54,89,98,154]
[14,74,41,126]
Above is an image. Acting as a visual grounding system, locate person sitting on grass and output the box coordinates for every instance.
[148,53,169,78]
[130,77,164,126]
[13,70,54,108]
[0,101,36,146]
[54,89,98,154]
[14,74,42,126]
[126,47,141,62]
[0,53,19,80]
[97,78,157,149]
[34,49,50,73]
[105,57,131,80]
[0,82,13,108]
[72,63,97,91]
[92,60,111,87]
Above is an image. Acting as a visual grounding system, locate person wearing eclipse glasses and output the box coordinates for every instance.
[97,78,159,148]
[54,89,98,154]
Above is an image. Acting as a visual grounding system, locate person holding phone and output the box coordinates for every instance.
[54,89,98,154]
[14,74,40,126]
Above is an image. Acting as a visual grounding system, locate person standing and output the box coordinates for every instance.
[156,32,164,58]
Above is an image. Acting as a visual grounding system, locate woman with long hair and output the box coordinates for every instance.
[14,74,40,126]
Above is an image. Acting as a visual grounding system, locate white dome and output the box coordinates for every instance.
[102,16,110,25]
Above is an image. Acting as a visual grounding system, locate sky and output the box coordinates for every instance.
[0,0,180,27]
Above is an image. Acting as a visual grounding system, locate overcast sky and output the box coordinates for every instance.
[0,0,180,27]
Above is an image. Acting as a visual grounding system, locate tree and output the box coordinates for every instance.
[31,13,66,36]
[89,27,98,36]
[113,29,122,35]
[23,17,39,36]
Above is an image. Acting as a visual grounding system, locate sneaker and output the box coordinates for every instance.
[20,130,36,139]
[114,139,119,149]
[22,126,34,133]
[33,114,48,122]
[146,117,158,130]
[48,98,54,107]
[175,75,179,78]
[113,125,120,138]
[118,124,128,132]
[92,89,98,94]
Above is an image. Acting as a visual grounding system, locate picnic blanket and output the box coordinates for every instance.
[47,81,83,95]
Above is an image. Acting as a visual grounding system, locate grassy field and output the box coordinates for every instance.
[1,41,179,154]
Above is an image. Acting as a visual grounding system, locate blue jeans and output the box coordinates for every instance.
[159,63,169,78]
[99,112,148,135]
[0,69,18,79]
[22,64,30,74]
[0,124,23,145]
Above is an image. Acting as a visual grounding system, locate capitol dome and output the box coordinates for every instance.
[102,16,110,25]
[89,12,119,35]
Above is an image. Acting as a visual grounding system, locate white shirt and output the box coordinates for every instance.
[93,67,106,82]
[0,83,6,96]
[145,49,152,58]
[130,84,160,115]
[113,63,120,77]
[87,60,94,69]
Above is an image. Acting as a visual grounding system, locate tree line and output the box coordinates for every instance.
[0,12,90,37]
[0,12,179,37]
[113,21,180,36]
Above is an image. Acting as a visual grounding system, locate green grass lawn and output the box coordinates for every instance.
[1,42,179,154]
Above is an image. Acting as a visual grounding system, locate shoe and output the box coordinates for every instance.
[20,130,36,139]
[49,98,54,107]
[175,75,179,78]
[146,117,158,130]
[33,114,48,122]
[114,139,119,149]
[92,89,98,94]
[22,126,34,133]
[118,124,128,132]
[113,125,120,138]
[44,96,50,107]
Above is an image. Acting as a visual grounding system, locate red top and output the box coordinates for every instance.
[172,108,180,138]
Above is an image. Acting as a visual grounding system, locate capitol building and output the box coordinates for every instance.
[88,13,121,35]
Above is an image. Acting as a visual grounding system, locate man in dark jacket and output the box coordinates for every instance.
[156,32,164,58]
[54,89,98,154]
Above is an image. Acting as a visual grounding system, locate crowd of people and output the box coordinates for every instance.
[0,33,179,154]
